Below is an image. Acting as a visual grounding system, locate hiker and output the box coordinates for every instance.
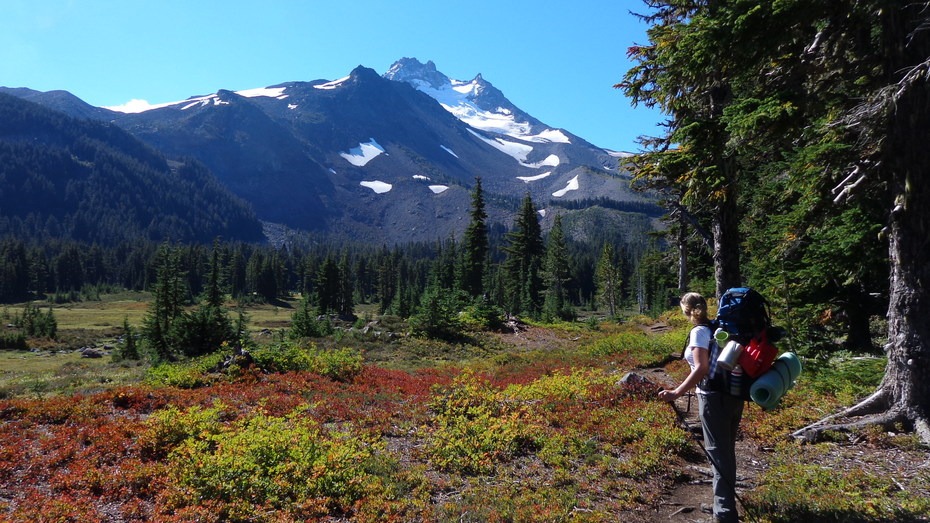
[658,292,742,523]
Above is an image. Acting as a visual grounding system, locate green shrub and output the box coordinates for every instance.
[251,342,363,381]
[425,370,537,475]
[289,298,334,338]
[460,299,505,330]
[0,332,27,351]
[144,352,228,388]
[140,403,226,459]
[163,410,380,521]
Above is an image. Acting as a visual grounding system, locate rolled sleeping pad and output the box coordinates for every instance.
[749,352,803,410]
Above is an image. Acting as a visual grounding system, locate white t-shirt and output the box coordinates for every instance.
[684,325,713,393]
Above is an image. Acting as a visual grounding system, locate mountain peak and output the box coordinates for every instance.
[384,57,450,90]
[383,58,564,145]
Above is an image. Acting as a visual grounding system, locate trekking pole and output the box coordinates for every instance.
[666,397,758,523]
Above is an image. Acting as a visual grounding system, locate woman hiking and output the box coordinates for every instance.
[658,292,743,523]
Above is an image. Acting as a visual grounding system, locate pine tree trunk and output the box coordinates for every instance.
[713,181,742,298]
[882,173,930,442]
[677,213,689,294]
[880,3,930,438]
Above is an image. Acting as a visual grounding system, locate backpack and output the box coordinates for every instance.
[704,288,781,397]
[715,287,771,344]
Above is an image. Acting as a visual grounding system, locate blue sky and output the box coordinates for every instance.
[0,0,664,152]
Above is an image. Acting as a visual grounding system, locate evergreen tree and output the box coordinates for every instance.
[634,245,676,315]
[17,303,57,338]
[338,251,355,317]
[54,244,85,292]
[433,234,458,291]
[543,214,573,321]
[377,247,397,315]
[245,250,278,302]
[289,294,333,338]
[315,257,340,316]
[141,244,188,361]
[792,0,930,445]
[410,286,465,340]
[595,243,622,318]
[117,316,140,361]
[460,177,489,298]
[228,245,247,298]
[0,240,29,301]
[621,0,746,296]
[28,248,50,296]
[203,239,226,308]
[501,193,544,317]
[173,241,235,357]
[390,259,413,318]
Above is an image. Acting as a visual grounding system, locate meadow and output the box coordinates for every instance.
[0,296,927,522]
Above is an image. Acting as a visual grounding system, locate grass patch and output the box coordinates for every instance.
[42,295,149,331]
[0,350,148,398]
[744,444,930,522]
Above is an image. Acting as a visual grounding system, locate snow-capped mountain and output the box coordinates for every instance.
[384,58,568,144]
[1,59,657,245]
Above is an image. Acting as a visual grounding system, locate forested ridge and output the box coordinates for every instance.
[0,93,264,246]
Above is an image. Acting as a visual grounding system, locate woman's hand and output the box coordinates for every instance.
[657,389,680,402]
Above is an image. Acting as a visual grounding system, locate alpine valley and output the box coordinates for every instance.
[1,58,660,247]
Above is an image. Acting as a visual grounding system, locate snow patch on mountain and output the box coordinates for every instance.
[106,86,289,113]
[237,87,288,99]
[467,129,562,169]
[517,171,553,183]
[340,138,385,167]
[429,185,449,194]
[552,175,580,197]
[606,149,634,158]
[360,180,392,193]
[389,64,570,145]
[528,128,572,143]
[467,129,532,162]
[522,154,560,169]
[314,76,351,90]
[440,145,459,158]
[413,175,430,181]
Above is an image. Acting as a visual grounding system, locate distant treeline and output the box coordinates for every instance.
[549,197,665,218]
[0,223,672,317]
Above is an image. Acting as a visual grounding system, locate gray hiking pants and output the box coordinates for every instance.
[698,391,744,523]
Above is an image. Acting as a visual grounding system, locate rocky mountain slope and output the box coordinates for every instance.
[3,58,657,246]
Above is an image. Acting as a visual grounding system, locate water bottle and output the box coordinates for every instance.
[729,365,743,397]
[717,340,743,370]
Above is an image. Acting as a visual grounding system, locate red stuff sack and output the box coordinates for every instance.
[738,330,778,378]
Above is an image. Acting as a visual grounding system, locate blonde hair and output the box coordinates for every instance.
[680,292,709,324]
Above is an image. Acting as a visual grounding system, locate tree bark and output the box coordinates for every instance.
[713,180,742,299]
[677,209,689,294]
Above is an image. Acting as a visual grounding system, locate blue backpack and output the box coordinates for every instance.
[715,287,771,344]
